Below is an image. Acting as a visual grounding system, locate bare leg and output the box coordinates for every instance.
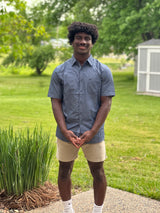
[88,161,107,206]
[58,161,74,201]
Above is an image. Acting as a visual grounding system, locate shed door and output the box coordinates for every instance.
[147,50,160,93]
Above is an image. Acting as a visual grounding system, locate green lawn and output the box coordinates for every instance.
[0,65,160,200]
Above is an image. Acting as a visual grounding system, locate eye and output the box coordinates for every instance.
[85,37,91,41]
[75,36,81,40]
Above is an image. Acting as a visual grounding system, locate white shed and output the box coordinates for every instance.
[137,39,160,96]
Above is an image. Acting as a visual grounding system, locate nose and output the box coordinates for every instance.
[80,38,86,45]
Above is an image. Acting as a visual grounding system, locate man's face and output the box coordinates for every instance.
[72,32,93,57]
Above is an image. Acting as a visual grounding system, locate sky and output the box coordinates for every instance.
[26,0,37,7]
[0,0,41,12]
[26,0,43,7]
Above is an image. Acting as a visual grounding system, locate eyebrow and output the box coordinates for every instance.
[75,35,91,39]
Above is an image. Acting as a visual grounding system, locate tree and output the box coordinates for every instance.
[3,0,159,71]
[28,44,55,75]
[43,0,159,59]
[0,0,48,57]
[40,0,160,59]
[39,0,79,26]
[3,44,55,75]
[96,0,160,58]
[0,0,56,75]
[69,0,106,25]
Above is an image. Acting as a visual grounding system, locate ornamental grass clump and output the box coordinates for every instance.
[0,127,55,196]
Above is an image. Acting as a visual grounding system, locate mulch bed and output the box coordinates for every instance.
[0,182,60,212]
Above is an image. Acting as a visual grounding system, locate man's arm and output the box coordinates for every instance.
[51,98,80,148]
[80,96,112,144]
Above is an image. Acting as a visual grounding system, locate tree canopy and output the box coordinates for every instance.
[97,0,160,58]
[38,0,160,58]
[0,0,48,57]
[1,0,160,73]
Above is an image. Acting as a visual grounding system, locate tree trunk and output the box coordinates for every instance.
[36,67,42,75]
[142,32,154,41]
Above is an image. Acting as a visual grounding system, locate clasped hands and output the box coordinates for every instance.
[65,130,93,149]
[71,137,85,148]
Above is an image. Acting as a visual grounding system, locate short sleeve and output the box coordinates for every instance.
[101,64,115,97]
[48,67,63,99]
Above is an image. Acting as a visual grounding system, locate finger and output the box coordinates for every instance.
[71,139,80,149]
[79,134,86,139]
[76,138,85,148]
[71,134,78,139]
[80,138,86,146]
[72,134,80,141]
[74,143,80,148]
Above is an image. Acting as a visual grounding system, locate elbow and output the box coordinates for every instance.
[51,98,62,112]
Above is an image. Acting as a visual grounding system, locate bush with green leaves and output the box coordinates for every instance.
[56,46,73,62]
[2,44,55,75]
[28,44,56,75]
[0,127,55,195]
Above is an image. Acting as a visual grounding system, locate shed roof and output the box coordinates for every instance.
[138,39,160,46]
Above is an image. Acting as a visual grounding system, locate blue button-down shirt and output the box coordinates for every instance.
[48,55,115,144]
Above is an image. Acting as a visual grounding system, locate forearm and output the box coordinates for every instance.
[51,98,67,134]
[91,96,112,136]
[80,96,112,143]
[51,98,79,146]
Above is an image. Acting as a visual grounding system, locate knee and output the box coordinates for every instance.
[89,162,106,182]
[58,161,73,181]
[91,167,105,181]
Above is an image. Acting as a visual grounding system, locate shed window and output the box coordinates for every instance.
[150,52,160,73]
[149,75,160,91]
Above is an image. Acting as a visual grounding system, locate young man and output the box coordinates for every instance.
[48,22,115,213]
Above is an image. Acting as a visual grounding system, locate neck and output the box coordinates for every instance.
[74,53,90,65]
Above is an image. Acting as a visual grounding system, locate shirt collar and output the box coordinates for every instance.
[87,55,94,66]
[71,55,94,66]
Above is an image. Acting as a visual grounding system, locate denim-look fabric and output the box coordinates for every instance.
[48,55,115,144]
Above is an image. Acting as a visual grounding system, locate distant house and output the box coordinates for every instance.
[137,39,160,96]
[49,38,69,48]
[41,38,69,48]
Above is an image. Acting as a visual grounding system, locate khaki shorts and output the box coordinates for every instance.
[56,138,107,162]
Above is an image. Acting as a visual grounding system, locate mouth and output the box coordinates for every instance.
[79,45,86,50]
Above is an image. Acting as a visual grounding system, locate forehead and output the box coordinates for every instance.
[75,32,92,38]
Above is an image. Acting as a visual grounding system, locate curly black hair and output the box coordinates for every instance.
[68,22,99,45]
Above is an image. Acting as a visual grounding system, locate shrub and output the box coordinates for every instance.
[0,127,55,195]
[2,44,55,75]
[28,44,55,75]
